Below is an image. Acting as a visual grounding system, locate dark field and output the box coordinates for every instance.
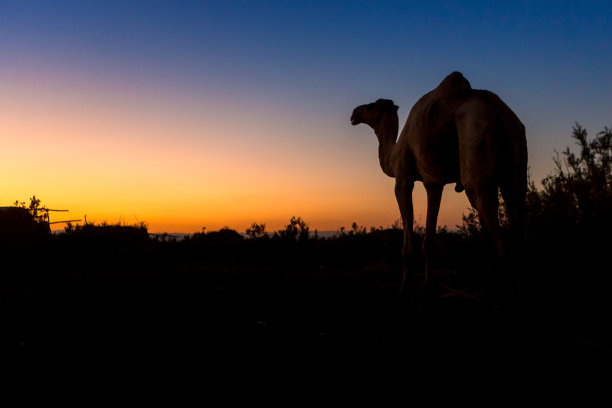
[2,224,611,389]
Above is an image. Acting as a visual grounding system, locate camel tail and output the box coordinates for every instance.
[503,120,528,243]
[514,122,528,204]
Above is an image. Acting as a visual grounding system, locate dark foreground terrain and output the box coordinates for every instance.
[3,124,609,393]
[1,225,610,392]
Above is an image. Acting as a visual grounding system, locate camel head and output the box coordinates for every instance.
[351,99,399,130]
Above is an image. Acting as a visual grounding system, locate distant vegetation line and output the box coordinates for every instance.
[5,122,611,244]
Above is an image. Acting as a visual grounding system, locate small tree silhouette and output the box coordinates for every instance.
[13,195,49,224]
[539,123,612,228]
[278,216,309,241]
[246,222,267,239]
[350,222,366,236]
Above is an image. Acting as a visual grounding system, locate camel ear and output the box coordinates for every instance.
[374,99,396,111]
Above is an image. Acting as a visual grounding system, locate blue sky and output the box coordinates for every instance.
[1,1,611,231]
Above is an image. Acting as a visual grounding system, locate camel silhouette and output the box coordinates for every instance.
[351,71,527,306]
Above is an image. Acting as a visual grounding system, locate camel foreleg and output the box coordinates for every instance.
[395,180,415,302]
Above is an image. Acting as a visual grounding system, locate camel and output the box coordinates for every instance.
[351,71,527,306]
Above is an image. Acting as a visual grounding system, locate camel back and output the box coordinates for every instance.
[405,72,473,138]
[400,72,474,183]
[400,72,526,192]
[436,71,472,92]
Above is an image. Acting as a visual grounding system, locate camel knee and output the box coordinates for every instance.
[421,232,438,280]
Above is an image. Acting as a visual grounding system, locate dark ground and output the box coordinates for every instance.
[0,221,610,396]
[2,257,610,390]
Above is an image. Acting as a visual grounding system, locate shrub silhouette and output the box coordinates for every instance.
[536,124,612,232]
[13,195,49,224]
[1,196,50,247]
[0,197,52,285]
[275,216,309,241]
[246,222,267,239]
[55,219,150,273]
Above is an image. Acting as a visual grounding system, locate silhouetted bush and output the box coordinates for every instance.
[61,220,148,248]
[182,227,245,263]
[54,220,150,276]
[274,216,309,241]
[0,207,49,247]
[0,197,52,285]
[246,222,267,239]
[532,124,612,236]
[525,125,612,315]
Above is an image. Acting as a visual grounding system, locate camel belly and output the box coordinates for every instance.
[413,149,460,186]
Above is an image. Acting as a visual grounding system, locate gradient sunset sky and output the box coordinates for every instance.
[1,1,611,233]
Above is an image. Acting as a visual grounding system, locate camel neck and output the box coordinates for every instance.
[375,115,398,178]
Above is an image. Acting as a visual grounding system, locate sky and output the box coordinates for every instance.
[1,1,611,233]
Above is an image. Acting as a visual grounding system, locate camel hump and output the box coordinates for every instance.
[438,71,472,92]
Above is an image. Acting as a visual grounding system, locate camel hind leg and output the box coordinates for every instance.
[465,185,505,263]
[500,181,526,304]
[455,105,505,261]
[466,185,522,306]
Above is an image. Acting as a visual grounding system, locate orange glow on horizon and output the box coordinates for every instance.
[1,72,473,234]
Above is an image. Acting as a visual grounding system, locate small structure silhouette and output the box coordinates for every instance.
[351,71,527,304]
